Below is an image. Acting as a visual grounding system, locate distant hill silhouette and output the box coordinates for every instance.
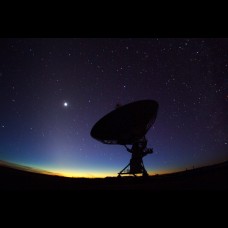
[0,161,227,191]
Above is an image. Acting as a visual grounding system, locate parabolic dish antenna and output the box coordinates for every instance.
[90,100,159,177]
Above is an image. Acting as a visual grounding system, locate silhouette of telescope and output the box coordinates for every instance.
[90,100,159,177]
[91,100,158,145]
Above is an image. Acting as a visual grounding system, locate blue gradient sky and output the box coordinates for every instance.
[0,38,227,177]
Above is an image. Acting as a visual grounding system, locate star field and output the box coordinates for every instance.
[0,38,227,177]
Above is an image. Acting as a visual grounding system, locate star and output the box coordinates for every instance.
[63,102,68,107]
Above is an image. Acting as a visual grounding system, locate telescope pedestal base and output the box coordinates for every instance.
[117,162,148,177]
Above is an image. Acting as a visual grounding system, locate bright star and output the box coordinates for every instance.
[64,102,68,107]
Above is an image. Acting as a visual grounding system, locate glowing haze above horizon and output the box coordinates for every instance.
[0,38,227,177]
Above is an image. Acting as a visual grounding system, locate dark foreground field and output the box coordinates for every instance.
[0,161,227,191]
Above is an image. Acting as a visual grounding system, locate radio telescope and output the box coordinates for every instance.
[90,100,159,177]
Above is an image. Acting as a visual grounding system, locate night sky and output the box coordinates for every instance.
[0,38,227,177]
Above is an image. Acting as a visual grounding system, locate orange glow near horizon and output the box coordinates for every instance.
[0,159,202,178]
[37,166,183,178]
[55,170,116,178]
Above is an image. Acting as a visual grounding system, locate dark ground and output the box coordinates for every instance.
[0,161,227,191]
